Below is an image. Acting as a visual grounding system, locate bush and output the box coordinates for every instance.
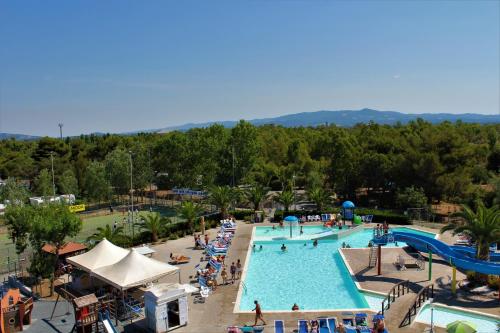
[229,210,254,220]
[168,233,178,240]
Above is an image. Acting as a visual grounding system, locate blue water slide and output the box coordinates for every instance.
[376,232,500,275]
[450,245,500,262]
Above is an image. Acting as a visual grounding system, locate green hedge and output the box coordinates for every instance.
[273,208,409,225]
[229,210,255,220]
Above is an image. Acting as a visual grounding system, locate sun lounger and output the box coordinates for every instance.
[169,255,191,264]
[318,318,330,333]
[327,317,337,333]
[298,319,308,333]
[274,320,284,333]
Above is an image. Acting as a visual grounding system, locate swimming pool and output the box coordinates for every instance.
[415,303,499,333]
[253,225,340,240]
[238,226,435,311]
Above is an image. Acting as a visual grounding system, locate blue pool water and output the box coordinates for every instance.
[239,226,435,311]
[415,304,499,333]
[254,225,338,239]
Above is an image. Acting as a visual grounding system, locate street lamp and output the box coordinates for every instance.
[50,152,56,198]
[129,151,134,239]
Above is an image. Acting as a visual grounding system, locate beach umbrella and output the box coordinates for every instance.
[446,320,477,333]
[284,216,299,237]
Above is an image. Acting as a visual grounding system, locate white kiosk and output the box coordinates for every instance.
[144,283,195,332]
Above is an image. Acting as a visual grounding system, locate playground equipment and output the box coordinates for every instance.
[0,288,33,333]
[341,201,355,225]
[372,230,500,275]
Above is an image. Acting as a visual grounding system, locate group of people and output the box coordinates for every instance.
[220,259,242,285]
[374,222,389,237]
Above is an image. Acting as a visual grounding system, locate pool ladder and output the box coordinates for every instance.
[241,281,248,294]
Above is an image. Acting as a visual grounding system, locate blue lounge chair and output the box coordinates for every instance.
[274,320,284,333]
[327,317,337,333]
[298,320,308,333]
[318,318,330,333]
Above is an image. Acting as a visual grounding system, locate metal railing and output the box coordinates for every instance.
[381,280,410,315]
[241,281,248,294]
[400,284,434,327]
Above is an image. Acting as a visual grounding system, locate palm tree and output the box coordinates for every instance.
[246,185,268,214]
[87,224,130,247]
[275,190,294,213]
[209,186,234,218]
[440,202,499,262]
[178,200,202,233]
[308,187,330,212]
[137,213,166,242]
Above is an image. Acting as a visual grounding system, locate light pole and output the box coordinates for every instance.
[292,174,296,211]
[58,123,63,140]
[50,152,56,198]
[129,151,134,239]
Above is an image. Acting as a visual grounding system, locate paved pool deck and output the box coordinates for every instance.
[142,221,499,333]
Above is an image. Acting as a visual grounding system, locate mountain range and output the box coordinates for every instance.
[2,109,499,139]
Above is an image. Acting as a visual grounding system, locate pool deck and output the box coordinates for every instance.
[24,221,491,333]
[142,221,499,333]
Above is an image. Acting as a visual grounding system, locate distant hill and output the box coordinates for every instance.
[1,109,499,139]
[157,108,500,132]
[0,133,40,140]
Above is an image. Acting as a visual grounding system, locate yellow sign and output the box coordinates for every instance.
[69,204,85,213]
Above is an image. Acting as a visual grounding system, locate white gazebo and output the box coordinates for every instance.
[67,238,129,272]
[91,249,180,291]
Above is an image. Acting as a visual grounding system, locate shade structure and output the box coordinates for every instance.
[91,249,179,290]
[446,321,477,333]
[284,216,299,222]
[67,238,129,272]
[284,216,299,238]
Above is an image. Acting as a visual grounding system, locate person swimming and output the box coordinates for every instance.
[281,244,287,251]
[259,245,263,250]
[252,244,256,252]
[313,239,318,247]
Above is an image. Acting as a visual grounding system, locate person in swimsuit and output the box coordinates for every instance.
[236,259,242,279]
[230,262,236,283]
[252,300,267,326]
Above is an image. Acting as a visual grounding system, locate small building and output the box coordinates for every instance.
[144,283,194,332]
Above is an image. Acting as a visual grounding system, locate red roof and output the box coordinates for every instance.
[42,242,87,256]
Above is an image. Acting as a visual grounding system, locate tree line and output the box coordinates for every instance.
[0,119,499,208]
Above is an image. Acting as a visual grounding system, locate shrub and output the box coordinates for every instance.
[229,210,254,220]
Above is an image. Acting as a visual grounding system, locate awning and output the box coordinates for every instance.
[66,238,129,272]
[91,249,179,290]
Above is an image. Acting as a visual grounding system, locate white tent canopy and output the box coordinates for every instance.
[92,249,180,290]
[67,238,129,272]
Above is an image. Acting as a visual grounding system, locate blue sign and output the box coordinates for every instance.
[173,188,207,197]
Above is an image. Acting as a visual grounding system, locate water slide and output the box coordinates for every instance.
[99,311,119,333]
[450,245,500,262]
[374,232,500,275]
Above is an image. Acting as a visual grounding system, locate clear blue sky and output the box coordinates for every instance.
[1,0,499,136]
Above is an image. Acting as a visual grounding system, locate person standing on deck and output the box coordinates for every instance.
[252,300,267,326]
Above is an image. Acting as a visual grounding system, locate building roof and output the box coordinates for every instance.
[42,242,87,256]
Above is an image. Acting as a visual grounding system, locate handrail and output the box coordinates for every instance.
[241,281,248,294]
[381,280,410,315]
[399,284,434,327]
